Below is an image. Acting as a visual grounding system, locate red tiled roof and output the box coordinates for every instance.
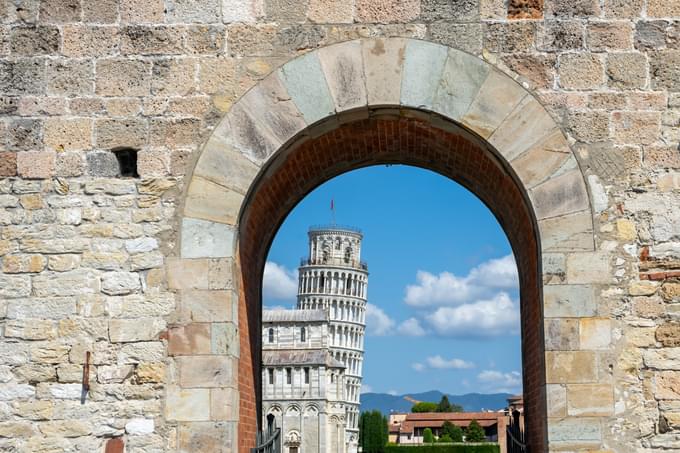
[395,412,505,434]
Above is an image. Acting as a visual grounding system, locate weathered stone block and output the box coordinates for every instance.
[102,271,141,295]
[0,59,45,95]
[7,298,76,320]
[650,50,680,91]
[95,118,148,149]
[212,322,238,355]
[657,322,680,347]
[548,417,601,445]
[432,48,489,121]
[355,0,420,23]
[109,318,166,343]
[168,323,212,356]
[179,356,235,387]
[579,318,611,350]
[166,387,211,421]
[96,59,152,96]
[181,290,234,323]
[361,38,406,106]
[547,384,566,417]
[318,41,367,112]
[567,384,613,416]
[558,53,604,90]
[2,254,46,273]
[137,362,166,383]
[401,40,448,110]
[151,58,197,96]
[546,0,600,17]
[308,0,352,23]
[166,0,221,23]
[537,21,584,51]
[121,25,185,55]
[149,118,200,148]
[647,0,680,17]
[566,252,611,284]
[587,21,633,51]
[511,130,571,189]
[462,70,526,138]
[83,0,119,23]
[181,218,235,259]
[629,281,658,296]
[211,387,238,421]
[167,258,210,290]
[10,26,60,55]
[484,22,536,53]
[278,51,334,124]
[44,118,92,152]
[193,139,259,195]
[604,0,643,18]
[643,348,680,370]
[46,59,93,96]
[530,170,590,221]
[33,270,99,297]
[606,52,647,90]
[0,152,17,177]
[612,111,660,146]
[62,25,120,57]
[227,23,276,57]
[38,0,80,22]
[545,319,579,351]
[16,150,55,179]
[178,421,235,452]
[183,177,244,226]
[8,118,42,151]
[546,351,597,383]
[655,371,680,400]
[420,0,477,21]
[120,0,165,23]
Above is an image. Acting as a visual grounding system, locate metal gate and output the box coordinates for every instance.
[506,410,526,453]
[252,414,281,453]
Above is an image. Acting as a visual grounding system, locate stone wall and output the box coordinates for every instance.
[0,0,679,452]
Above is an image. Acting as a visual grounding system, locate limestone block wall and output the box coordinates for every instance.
[0,0,679,452]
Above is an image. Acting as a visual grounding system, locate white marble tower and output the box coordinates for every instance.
[297,226,368,453]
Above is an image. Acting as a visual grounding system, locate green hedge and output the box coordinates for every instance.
[384,444,500,453]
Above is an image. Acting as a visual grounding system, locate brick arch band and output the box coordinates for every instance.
[170,38,597,453]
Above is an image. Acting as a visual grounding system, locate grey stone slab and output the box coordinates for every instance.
[433,48,490,121]
[194,137,260,195]
[239,73,307,146]
[490,95,559,162]
[529,170,590,220]
[543,285,597,318]
[181,217,235,259]
[226,103,282,164]
[461,69,527,138]
[510,129,571,189]
[318,40,367,113]
[361,38,407,106]
[548,417,602,443]
[278,51,335,125]
[400,39,448,109]
[183,176,245,225]
[539,210,595,252]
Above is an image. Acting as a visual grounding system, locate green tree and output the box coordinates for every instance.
[411,401,438,413]
[441,421,463,442]
[465,419,486,442]
[423,428,434,443]
[360,411,387,453]
[436,395,463,413]
[438,434,452,443]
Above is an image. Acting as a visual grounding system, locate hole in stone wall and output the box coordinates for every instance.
[112,148,139,178]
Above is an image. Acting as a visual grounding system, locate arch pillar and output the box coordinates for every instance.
[168,38,603,452]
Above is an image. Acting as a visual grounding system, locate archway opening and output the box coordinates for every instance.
[238,113,546,452]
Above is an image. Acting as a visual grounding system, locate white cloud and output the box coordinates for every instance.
[412,363,425,372]
[365,303,395,336]
[361,384,374,394]
[262,261,298,301]
[425,292,520,337]
[388,390,399,396]
[397,317,426,336]
[425,355,475,369]
[404,254,518,307]
[477,370,522,393]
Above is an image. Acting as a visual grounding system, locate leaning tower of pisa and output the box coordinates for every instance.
[297,225,368,453]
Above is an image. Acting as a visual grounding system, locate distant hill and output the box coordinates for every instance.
[359,390,513,414]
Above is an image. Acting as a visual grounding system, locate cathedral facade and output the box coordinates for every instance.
[262,226,368,453]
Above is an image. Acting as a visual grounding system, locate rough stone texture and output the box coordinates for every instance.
[0,1,676,451]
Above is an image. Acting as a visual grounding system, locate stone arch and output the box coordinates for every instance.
[169,38,600,453]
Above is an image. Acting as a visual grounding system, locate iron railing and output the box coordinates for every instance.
[506,410,526,453]
[252,415,281,453]
[300,257,368,270]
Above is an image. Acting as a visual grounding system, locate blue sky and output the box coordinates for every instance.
[263,165,522,396]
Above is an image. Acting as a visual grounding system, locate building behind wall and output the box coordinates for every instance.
[262,226,368,453]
